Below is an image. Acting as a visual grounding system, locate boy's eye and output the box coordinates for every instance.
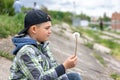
[45,27,49,29]
[45,26,50,29]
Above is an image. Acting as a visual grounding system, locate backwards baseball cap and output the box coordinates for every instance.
[18,10,51,35]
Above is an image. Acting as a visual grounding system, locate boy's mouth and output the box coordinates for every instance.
[47,35,50,37]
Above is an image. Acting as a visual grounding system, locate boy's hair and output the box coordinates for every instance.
[18,10,51,35]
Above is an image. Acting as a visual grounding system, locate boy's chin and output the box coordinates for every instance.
[45,38,49,40]
[42,39,49,42]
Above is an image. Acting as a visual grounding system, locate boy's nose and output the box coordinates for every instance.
[49,29,52,34]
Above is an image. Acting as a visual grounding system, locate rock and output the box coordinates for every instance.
[93,43,111,54]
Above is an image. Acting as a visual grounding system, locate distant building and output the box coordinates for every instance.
[72,18,89,27]
[111,12,120,31]
[72,18,81,26]
[91,16,99,22]
[80,20,89,27]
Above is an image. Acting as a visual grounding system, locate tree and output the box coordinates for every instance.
[76,13,91,21]
[102,12,111,21]
[48,10,73,24]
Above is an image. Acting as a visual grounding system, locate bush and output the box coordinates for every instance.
[0,13,25,38]
[0,0,14,16]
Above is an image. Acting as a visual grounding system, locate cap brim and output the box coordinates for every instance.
[18,28,28,35]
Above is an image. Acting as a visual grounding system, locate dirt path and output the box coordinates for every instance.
[0,36,14,53]
[0,57,12,80]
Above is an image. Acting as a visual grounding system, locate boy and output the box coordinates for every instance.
[9,10,82,80]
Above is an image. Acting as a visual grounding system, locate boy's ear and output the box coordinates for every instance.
[29,25,37,34]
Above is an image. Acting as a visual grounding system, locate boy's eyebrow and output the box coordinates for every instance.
[47,25,51,28]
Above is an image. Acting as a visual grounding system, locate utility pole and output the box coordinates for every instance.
[73,1,76,18]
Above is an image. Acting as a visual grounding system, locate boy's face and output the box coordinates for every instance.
[33,21,52,42]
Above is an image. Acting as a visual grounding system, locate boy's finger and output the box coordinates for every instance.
[70,55,76,58]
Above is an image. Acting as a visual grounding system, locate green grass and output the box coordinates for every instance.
[111,73,120,80]
[51,19,62,25]
[85,42,94,49]
[93,53,107,67]
[0,13,24,38]
[98,39,120,59]
[0,51,14,61]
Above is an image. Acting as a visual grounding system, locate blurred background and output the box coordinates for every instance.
[0,0,120,80]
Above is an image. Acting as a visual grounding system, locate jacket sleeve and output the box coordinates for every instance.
[17,46,65,80]
[46,46,59,67]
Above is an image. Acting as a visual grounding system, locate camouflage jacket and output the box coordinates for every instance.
[9,35,69,80]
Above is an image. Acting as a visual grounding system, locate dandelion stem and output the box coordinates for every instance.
[75,36,78,56]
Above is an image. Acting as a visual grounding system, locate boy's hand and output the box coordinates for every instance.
[63,55,77,70]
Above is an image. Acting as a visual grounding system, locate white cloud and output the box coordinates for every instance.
[20,0,120,17]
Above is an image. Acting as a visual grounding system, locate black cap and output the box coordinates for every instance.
[18,10,51,35]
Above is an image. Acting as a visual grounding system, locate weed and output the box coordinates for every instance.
[111,73,120,80]
[93,53,107,67]
[0,51,14,61]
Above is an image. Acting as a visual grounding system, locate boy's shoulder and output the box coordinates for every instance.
[17,45,38,56]
[20,45,35,52]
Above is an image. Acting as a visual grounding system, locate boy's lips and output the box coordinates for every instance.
[47,35,50,37]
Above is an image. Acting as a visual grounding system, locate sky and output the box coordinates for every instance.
[20,0,120,17]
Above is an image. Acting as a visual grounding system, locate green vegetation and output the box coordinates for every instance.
[102,13,111,22]
[111,73,120,80]
[0,51,14,60]
[93,53,106,67]
[85,42,94,49]
[0,0,14,16]
[51,18,62,25]
[76,13,91,21]
[0,13,24,38]
[48,10,73,24]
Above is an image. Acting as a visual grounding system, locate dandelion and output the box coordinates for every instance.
[73,32,80,56]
